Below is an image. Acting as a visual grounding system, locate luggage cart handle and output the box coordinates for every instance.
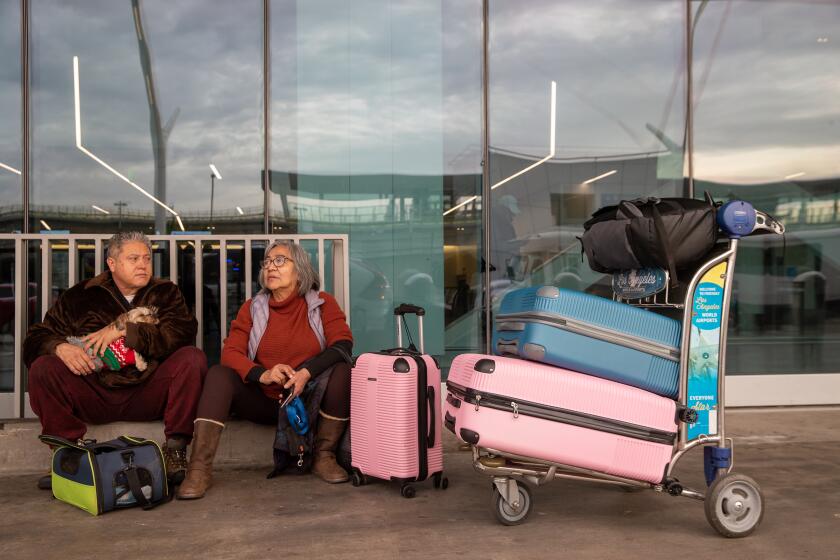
[395,303,425,353]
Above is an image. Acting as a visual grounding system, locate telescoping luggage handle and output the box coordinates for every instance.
[395,303,425,354]
[394,304,436,460]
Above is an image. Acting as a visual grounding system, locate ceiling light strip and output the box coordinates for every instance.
[443,195,478,217]
[0,162,22,175]
[73,55,182,227]
[490,80,556,191]
[582,169,617,185]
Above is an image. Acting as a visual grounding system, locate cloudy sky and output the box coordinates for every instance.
[1,0,839,222]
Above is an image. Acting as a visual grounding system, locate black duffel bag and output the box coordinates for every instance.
[581,196,718,284]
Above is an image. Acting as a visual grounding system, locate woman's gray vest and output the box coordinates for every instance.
[247,290,326,359]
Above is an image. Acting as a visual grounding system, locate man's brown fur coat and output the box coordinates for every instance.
[23,271,197,387]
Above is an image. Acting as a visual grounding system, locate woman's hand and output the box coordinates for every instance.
[82,324,125,359]
[283,368,312,398]
[260,363,295,385]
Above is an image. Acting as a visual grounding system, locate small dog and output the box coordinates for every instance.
[112,306,159,331]
[67,306,159,371]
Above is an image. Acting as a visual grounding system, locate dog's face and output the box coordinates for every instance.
[125,306,159,325]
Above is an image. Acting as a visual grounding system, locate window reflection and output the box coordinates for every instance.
[488,0,686,301]
[271,0,482,359]
[0,1,21,233]
[0,2,21,394]
[30,0,263,234]
[692,0,840,374]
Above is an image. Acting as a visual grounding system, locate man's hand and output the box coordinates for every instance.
[283,368,312,398]
[82,324,125,360]
[260,363,295,386]
[55,343,97,376]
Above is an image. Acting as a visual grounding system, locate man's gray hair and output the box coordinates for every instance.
[107,231,152,259]
[258,240,320,296]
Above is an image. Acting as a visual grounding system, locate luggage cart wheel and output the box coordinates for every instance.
[491,484,532,525]
[704,473,765,538]
[400,484,416,499]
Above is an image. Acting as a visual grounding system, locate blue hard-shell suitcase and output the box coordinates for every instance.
[493,286,682,399]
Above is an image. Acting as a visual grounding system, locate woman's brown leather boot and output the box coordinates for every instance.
[177,418,224,500]
[311,411,349,484]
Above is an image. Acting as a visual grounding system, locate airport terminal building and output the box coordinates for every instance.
[0,0,838,417]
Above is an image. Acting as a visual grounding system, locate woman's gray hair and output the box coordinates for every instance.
[107,231,152,259]
[258,240,320,296]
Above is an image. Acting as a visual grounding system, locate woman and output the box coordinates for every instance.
[178,240,353,499]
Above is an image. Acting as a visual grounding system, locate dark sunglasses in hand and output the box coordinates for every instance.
[261,255,295,268]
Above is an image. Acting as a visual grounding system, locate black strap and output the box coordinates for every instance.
[650,202,679,288]
[401,318,417,352]
[426,386,436,448]
[414,355,429,482]
[124,466,154,511]
[618,200,644,219]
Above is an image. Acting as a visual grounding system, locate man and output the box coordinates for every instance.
[24,232,206,489]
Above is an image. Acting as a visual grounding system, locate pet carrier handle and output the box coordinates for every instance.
[38,434,91,451]
[395,304,425,353]
[426,385,436,448]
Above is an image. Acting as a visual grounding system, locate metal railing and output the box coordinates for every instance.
[0,233,349,419]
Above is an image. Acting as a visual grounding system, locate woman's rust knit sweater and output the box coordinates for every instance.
[221,291,352,399]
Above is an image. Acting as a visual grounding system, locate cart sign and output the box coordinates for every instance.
[687,262,727,440]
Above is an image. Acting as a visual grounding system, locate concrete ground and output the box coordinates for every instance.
[1,407,839,560]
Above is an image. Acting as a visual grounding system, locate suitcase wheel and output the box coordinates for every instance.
[351,469,369,487]
[400,484,416,499]
[491,483,532,526]
[432,472,449,490]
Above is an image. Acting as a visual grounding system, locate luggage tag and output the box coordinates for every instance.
[612,268,668,300]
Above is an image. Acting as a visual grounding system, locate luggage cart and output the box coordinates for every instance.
[469,201,784,537]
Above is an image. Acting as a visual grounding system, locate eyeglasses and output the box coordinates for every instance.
[261,255,294,269]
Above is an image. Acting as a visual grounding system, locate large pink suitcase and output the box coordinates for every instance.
[445,354,678,483]
[350,305,446,497]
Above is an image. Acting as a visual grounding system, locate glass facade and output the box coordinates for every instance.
[0,1,837,406]
[29,0,264,235]
[267,0,483,358]
[0,1,21,224]
[0,1,21,392]
[484,0,687,310]
[692,0,840,374]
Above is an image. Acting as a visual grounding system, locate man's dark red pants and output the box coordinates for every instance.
[28,346,207,442]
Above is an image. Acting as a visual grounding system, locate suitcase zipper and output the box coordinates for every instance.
[447,381,676,445]
[496,311,681,362]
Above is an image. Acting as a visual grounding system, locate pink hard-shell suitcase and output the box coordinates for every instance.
[445,354,679,483]
[350,304,447,497]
